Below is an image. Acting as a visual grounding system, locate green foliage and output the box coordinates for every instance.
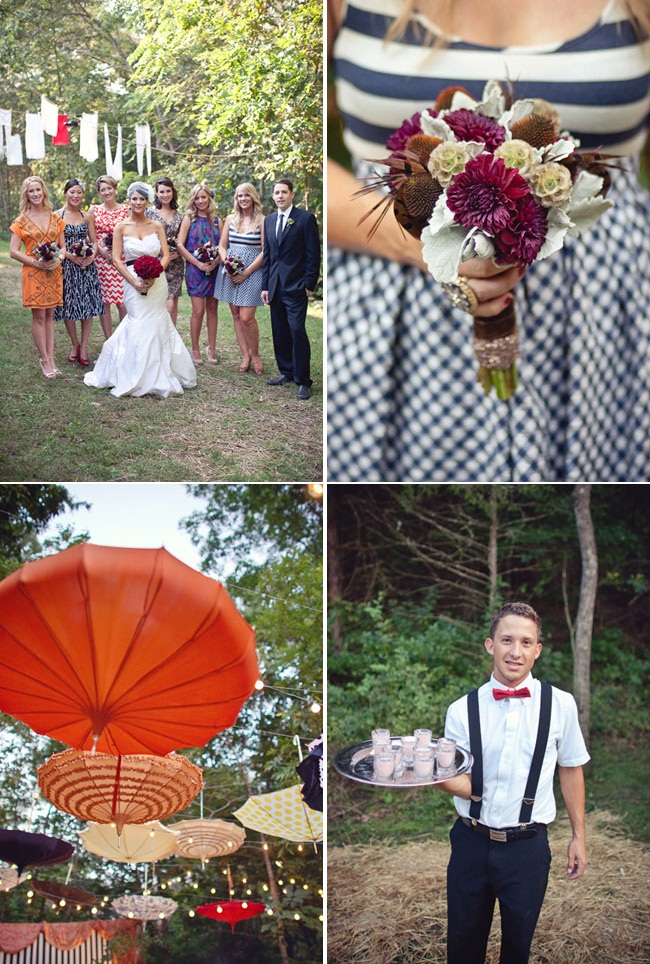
[0,484,82,576]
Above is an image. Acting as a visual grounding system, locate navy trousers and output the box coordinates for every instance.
[269,290,312,386]
[446,818,551,964]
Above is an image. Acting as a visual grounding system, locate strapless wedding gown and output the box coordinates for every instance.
[84,234,197,397]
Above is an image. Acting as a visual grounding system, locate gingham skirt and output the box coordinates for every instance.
[327,163,650,482]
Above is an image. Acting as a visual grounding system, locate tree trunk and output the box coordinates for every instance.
[487,487,498,613]
[572,484,597,748]
[327,509,344,653]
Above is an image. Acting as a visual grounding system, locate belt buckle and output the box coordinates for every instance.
[488,828,508,842]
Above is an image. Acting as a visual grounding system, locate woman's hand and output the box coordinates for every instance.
[231,271,248,285]
[459,260,525,317]
[39,260,59,272]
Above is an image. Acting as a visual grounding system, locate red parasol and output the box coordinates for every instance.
[38,749,202,834]
[0,544,259,754]
[196,900,267,933]
[0,829,74,875]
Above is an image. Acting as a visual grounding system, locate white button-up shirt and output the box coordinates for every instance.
[445,673,590,828]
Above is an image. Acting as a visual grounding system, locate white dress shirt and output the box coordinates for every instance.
[276,204,293,235]
[445,673,590,828]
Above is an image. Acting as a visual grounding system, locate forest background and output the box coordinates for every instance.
[0,0,322,229]
[0,484,323,963]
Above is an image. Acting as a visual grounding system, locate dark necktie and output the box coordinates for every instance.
[493,687,531,701]
[276,213,284,238]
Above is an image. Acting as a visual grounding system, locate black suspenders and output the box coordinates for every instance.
[466,681,552,826]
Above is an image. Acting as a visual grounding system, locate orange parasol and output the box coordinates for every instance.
[170,819,245,863]
[0,544,259,755]
[79,822,179,864]
[38,750,202,834]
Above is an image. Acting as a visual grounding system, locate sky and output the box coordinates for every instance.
[44,484,209,574]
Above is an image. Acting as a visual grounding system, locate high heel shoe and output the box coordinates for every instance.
[78,354,90,367]
[40,359,57,379]
[207,351,218,365]
[238,356,251,373]
[68,347,79,363]
[252,356,264,375]
[191,350,203,364]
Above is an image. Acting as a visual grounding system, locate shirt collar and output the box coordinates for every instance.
[279,205,293,221]
[489,672,536,693]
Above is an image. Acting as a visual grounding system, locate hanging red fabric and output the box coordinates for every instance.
[52,115,69,144]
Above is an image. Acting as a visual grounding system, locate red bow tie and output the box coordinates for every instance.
[493,687,531,701]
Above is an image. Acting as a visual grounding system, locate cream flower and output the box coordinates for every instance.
[427,141,473,186]
[493,139,539,176]
[529,162,573,208]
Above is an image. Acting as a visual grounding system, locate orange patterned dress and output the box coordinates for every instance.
[10,212,65,308]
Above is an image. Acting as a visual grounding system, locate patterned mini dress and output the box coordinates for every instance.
[146,207,185,297]
[328,0,650,482]
[214,223,263,307]
[91,203,129,305]
[54,221,104,322]
[9,212,64,308]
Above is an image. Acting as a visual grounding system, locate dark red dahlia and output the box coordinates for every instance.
[387,112,425,152]
[444,109,506,151]
[494,194,548,265]
[446,154,530,235]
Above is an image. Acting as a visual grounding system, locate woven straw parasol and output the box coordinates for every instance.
[38,750,202,833]
[0,544,258,755]
[112,895,178,920]
[79,822,179,863]
[170,819,245,863]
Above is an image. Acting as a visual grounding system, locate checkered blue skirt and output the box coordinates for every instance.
[327,163,650,481]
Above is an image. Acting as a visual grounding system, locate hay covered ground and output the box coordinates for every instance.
[327,810,650,963]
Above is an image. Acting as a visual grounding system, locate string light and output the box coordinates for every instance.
[306,483,323,499]
[254,679,265,691]
[188,910,195,918]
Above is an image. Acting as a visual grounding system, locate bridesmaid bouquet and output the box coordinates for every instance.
[33,241,63,262]
[223,254,245,277]
[103,232,113,249]
[132,255,164,295]
[69,239,94,265]
[193,243,219,263]
[358,80,615,399]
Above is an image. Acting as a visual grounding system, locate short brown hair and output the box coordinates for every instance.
[489,602,542,642]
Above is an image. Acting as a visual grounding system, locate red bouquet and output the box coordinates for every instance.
[103,232,113,249]
[69,239,94,264]
[132,255,163,295]
[32,241,63,262]
[223,254,245,277]
[193,243,219,263]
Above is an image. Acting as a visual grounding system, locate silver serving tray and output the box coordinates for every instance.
[333,739,473,788]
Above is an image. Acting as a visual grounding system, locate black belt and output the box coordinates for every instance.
[125,259,137,266]
[460,816,545,842]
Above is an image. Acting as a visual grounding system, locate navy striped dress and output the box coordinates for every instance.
[328,0,650,482]
[214,225,264,306]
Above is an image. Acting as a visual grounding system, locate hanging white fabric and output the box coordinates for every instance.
[135,124,151,176]
[80,113,99,162]
[0,108,11,158]
[104,123,123,181]
[25,112,45,159]
[6,134,23,166]
[40,96,59,136]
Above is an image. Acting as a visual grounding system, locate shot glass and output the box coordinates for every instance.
[436,738,457,772]
[414,728,432,746]
[373,749,395,780]
[413,746,435,780]
[401,735,417,766]
[371,728,391,749]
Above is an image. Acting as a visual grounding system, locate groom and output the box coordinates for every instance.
[261,178,320,400]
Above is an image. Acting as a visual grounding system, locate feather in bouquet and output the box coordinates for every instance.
[69,239,94,265]
[132,254,163,295]
[32,241,63,262]
[223,254,245,277]
[357,80,616,399]
[193,243,219,263]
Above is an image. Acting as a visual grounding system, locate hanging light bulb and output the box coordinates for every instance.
[294,913,301,921]
[254,679,265,691]
[297,844,304,852]
[188,910,195,918]
[266,909,274,916]
[306,483,323,499]
[310,701,322,714]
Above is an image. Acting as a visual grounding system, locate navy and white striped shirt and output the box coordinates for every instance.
[333,0,650,159]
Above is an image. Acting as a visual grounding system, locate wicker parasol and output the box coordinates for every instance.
[170,819,245,863]
[38,750,202,833]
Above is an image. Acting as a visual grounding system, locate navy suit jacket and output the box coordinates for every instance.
[262,206,320,301]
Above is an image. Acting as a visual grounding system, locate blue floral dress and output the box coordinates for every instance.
[185,217,221,298]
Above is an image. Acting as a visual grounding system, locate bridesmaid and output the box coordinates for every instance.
[54,179,104,366]
[9,175,65,379]
[146,176,185,325]
[90,175,129,338]
[177,183,222,364]
[215,182,265,374]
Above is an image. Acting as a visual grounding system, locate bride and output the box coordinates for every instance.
[84,181,197,397]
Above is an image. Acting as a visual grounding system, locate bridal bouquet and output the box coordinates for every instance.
[103,232,113,249]
[69,239,94,264]
[32,241,63,263]
[132,255,163,295]
[223,254,245,277]
[193,243,219,263]
[358,80,615,399]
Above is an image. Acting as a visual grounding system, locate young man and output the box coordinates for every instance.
[261,178,320,400]
[437,601,589,964]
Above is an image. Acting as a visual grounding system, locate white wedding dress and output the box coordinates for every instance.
[84,234,197,398]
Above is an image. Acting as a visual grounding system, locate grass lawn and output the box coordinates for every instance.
[0,239,323,481]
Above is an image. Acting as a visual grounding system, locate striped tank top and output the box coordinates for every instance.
[228,228,262,248]
[333,0,650,160]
